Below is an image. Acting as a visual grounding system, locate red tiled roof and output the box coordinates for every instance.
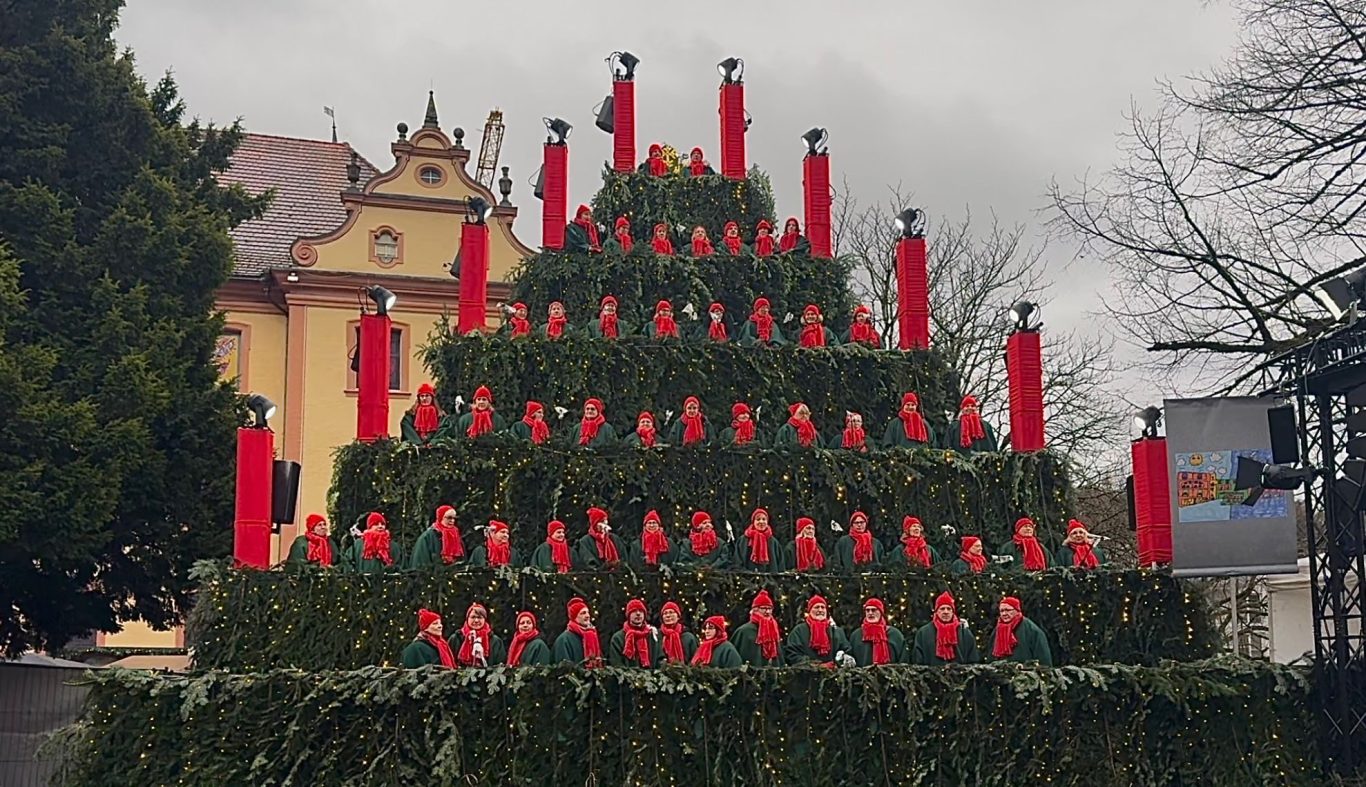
[218,133,379,277]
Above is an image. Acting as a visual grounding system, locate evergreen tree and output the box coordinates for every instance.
[0,0,266,655]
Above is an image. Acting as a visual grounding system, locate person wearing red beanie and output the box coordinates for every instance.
[639,143,668,177]
[589,294,625,339]
[644,300,681,341]
[882,392,935,448]
[347,512,406,573]
[509,401,552,445]
[609,598,665,668]
[942,395,998,453]
[497,302,532,339]
[796,304,836,348]
[286,513,338,569]
[446,602,506,667]
[684,147,715,177]
[847,598,908,666]
[911,592,980,665]
[731,590,786,666]
[628,509,676,568]
[401,382,453,445]
[700,301,730,343]
[564,203,603,254]
[735,508,785,572]
[999,517,1051,572]
[721,402,762,448]
[408,505,467,569]
[738,296,787,347]
[469,520,519,568]
[680,511,727,567]
[506,611,552,666]
[401,608,456,668]
[530,520,576,573]
[894,516,939,570]
[989,596,1053,665]
[835,511,883,571]
[622,411,659,449]
[773,402,825,448]
[783,595,850,665]
[785,516,827,573]
[841,304,882,348]
[753,219,776,257]
[666,396,712,446]
[951,536,990,574]
[1057,519,1106,570]
[657,601,699,664]
[574,507,626,569]
[611,217,634,254]
[691,615,743,667]
[553,597,605,668]
[455,385,507,438]
[577,398,617,448]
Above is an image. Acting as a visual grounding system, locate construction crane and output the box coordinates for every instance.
[475,109,505,190]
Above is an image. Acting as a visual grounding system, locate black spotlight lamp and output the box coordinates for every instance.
[1009,300,1039,332]
[1314,268,1366,320]
[245,393,277,428]
[609,51,639,80]
[801,127,828,156]
[1133,406,1162,439]
[466,196,492,224]
[894,208,924,239]
[544,117,572,145]
[717,57,744,84]
[366,285,396,316]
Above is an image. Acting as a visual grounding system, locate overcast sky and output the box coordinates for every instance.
[116,0,1242,392]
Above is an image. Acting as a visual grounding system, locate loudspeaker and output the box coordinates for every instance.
[271,459,301,525]
[1125,474,1137,532]
[1267,405,1299,465]
[1234,455,1266,491]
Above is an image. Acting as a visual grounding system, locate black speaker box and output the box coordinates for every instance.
[271,459,301,525]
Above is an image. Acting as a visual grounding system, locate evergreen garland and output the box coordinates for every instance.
[61,659,1315,786]
[592,168,776,249]
[188,563,1214,671]
[329,441,1070,549]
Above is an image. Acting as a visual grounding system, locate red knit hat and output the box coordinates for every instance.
[789,402,807,416]
[757,219,772,232]
[417,608,441,631]
[626,598,648,617]
[1015,517,1036,534]
[488,520,508,533]
[588,507,609,528]
[709,301,724,314]
[864,598,885,614]
[601,294,618,307]
[902,392,919,408]
[961,535,982,552]
[661,601,682,618]
[614,216,629,230]
[691,511,710,528]
[753,296,770,311]
[806,595,828,613]
[752,590,774,609]
[511,303,527,313]
[637,411,654,426]
[524,401,544,419]
[366,512,386,528]
[1067,519,1088,534]
[704,615,727,633]
[1001,596,1022,614]
[417,383,435,397]
[474,385,492,401]
[567,597,589,620]
[584,397,604,413]
[643,510,662,526]
[656,299,672,313]
[724,221,738,234]
[935,592,956,612]
[902,516,921,534]
[576,204,592,220]
[731,402,751,420]
[796,516,816,534]
[649,143,662,156]
[435,505,455,522]
[850,511,869,527]
[961,395,979,409]
[546,520,565,537]
[803,304,822,318]
[305,513,326,528]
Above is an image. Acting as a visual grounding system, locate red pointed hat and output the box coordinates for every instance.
[732,402,751,419]
[626,598,648,617]
[864,598,885,613]
[306,513,326,528]
[935,592,956,611]
[806,595,828,613]
[614,216,630,230]
[1001,596,1022,613]
[601,294,617,307]
[474,385,492,401]
[366,512,386,528]
[752,590,774,609]
[418,608,441,631]
[567,597,589,620]
[546,520,565,537]
[587,507,609,527]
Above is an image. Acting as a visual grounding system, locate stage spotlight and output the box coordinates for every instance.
[544,117,572,145]
[1133,406,1162,438]
[609,51,639,80]
[366,285,396,316]
[466,196,492,224]
[1009,301,1038,332]
[718,57,744,83]
[246,393,277,428]
[1314,268,1366,320]
[801,127,828,156]
[894,208,923,239]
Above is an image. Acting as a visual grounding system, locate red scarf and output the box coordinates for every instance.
[681,410,705,445]
[457,623,491,666]
[654,312,680,338]
[723,235,742,254]
[903,534,931,567]
[485,534,511,567]
[691,236,714,255]
[647,157,668,176]
[796,534,825,571]
[361,528,393,566]
[507,615,540,666]
[934,616,961,661]
[745,524,772,565]
[569,621,604,668]
[842,424,867,450]
[510,315,531,336]
[807,616,832,656]
[960,412,987,448]
[467,407,494,438]
[574,217,601,249]
[548,535,572,573]
[690,524,718,556]
[422,632,456,668]
[692,628,727,665]
[750,612,781,661]
[599,311,619,338]
[993,616,1022,659]
[414,402,441,438]
[622,622,654,667]
[900,410,929,442]
[850,321,880,346]
[789,415,818,447]
[799,321,826,348]
[636,423,656,447]
[708,317,728,342]
[579,413,605,446]
[434,521,464,563]
[850,529,875,564]
[754,234,774,256]
[689,158,708,176]
[749,308,774,343]
[732,417,755,445]
[780,229,801,252]
[617,231,633,253]
[305,532,332,566]
[522,410,550,445]
[660,623,686,663]
[861,619,892,665]
[642,528,670,565]
[652,236,674,254]
[961,543,988,573]
[546,313,567,339]
[1014,533,1048,571]
[1068,541,1100,569]
[592,526,620,563]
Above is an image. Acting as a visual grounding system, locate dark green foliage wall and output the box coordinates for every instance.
[189,563,1214,670]
[593,169,775,250]
[422,337,962,437]
[329,441,1069,549]
[506,248,857,334]
[62,659,1315,786]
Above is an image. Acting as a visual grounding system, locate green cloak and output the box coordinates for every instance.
[880,418,936,449]
[834,535,885,572]
[910,620,981,665]
[576,422,618,449]
[737,320,787,347]
[783,621,851,665]
[407,526,467,570]
[997,540,1053,571]
[1055,543,1108,569]
[508,637,552,666]
[467,544,521,568]
[666,418,713,446]
[732,535,787,572]
[608,627,666,668]
[891,543,941,570]
[846,625,908,666]
[941,419,999,453]
[718,426,765,449]
[285,535,340,569]
[988,617,1053,666]
[528,540,577,572]
[551,629,605,666]
[694,640,743,667]
[574,532,628,570]
[772,422,826,448]
[627,538,677,569]
[400,411,455,446]
[344,538,406,574]
[453,410,509,438]
[446,630,508,667]
[400,638,445,668]
[731,621,786,666]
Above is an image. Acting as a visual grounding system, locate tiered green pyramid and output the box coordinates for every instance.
[62,168,1319,785]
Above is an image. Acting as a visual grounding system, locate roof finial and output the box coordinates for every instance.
[423,90,439,129]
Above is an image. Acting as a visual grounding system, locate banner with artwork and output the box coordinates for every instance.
[1164,397,1299,576]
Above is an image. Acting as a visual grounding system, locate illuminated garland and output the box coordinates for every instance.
[329,441,1070,549]
[188,562,1214,670]
[66,658,1315,785]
